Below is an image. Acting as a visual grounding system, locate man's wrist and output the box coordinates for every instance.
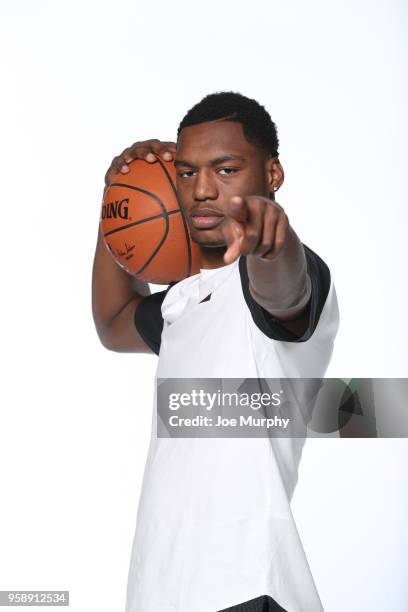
[246,227,310,317]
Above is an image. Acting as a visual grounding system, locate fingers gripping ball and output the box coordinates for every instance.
[100,159,201,284]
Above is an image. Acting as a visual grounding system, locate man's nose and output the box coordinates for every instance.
[193,169,218,201]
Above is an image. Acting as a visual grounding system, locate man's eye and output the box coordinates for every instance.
[178,170,196,178]
[218,167,238,176]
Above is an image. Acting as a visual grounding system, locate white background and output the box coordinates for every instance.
[0,1,407,611]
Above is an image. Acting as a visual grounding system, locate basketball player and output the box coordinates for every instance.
[92,92,340,612]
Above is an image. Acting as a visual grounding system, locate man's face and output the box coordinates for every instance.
[175,120,273,248]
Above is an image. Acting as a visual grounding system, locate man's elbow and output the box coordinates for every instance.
[93,316,151,354]
[94,324,119,352]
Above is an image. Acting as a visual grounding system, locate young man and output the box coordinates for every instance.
[92,92,339,612]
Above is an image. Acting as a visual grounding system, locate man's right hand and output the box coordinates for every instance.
[104,139,177,190]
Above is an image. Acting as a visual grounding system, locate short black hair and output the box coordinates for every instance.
[177,91,279,158]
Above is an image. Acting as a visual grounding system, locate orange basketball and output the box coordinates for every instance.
[100,158,201,284]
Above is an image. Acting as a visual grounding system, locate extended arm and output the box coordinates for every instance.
[221,196,312,335]
[246,226,311,320]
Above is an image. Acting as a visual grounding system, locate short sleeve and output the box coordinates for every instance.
[134,285,174,355]
[238,244,331,343]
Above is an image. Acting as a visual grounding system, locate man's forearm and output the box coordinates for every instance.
[92,225,150,347]
[247,226,311,320]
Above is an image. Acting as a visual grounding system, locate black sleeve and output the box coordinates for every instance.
[134,283,176,355]
[238,244,331,343]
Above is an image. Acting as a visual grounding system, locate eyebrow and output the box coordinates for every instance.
[174,154,245,168]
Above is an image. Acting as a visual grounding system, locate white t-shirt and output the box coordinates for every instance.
[128,246,339,612]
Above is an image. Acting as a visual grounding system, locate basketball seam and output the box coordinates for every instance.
[104,183,170,276]
[155,158,193,277]
[103,209,180,238]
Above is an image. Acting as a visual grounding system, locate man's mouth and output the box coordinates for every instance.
[190,207,224,229]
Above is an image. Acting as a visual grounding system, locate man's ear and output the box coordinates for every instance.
[265,157,285,198]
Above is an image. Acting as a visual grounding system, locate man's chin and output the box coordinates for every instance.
[191,235,227,249]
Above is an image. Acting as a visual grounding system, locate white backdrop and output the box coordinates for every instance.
[0,1,407,611]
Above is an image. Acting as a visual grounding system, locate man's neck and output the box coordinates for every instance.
[198,246,228,270]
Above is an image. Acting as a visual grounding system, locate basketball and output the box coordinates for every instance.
[100,158,201,284]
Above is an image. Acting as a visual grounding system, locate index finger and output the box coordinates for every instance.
[220,217,245,264]
[225,196,249,224]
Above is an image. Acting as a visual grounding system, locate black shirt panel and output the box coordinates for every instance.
[238,244,331,343]
[218,593,287,611]
[134,283,176,355]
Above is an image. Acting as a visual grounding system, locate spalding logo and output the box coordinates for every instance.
[101,198,130,220]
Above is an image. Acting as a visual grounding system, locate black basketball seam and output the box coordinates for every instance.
[155,158,193,277]
[103,209,180,238]
[104,183,170,276]
[109,183,168,200]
